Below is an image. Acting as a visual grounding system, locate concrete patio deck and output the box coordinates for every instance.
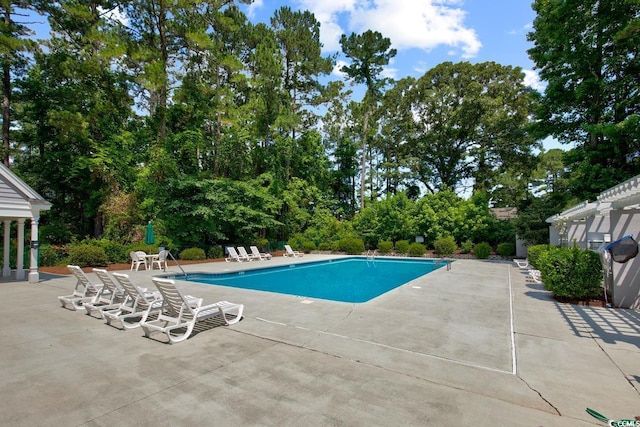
[1,256,639,426]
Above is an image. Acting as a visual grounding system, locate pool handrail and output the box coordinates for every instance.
[167,250,188,277]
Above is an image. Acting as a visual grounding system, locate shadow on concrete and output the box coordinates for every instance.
[0,271,67,284]
[555,301,640,348]
[140,315,242,344]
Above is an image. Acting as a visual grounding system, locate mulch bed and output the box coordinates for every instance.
[40,251,287,275]
[553,289,612,307]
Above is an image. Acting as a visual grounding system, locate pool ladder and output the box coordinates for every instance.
[167,250,188,277]
[435,258,452,271]
[366,250,376,261]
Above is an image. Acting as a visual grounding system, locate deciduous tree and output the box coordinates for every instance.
[528,0,640,200]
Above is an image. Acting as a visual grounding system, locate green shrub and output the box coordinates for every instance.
[378,240,393,254]
[302,241,317,252]
[527,244,550,270]
[95,238,128,263]
[338,237,365,255]
[287,234,305,251]
[496,242,516,257]
[434,236,457,255]
[538,247,602,299]
[208,246,223,259]
[318,242,332,251]
[254,238,269,251]
[473,242,492,259]
[460,239,473,254]
[68,244,109,267]
[38,244,60,267]
[179,247,206,260]
[408,242,426,256]
[395,240,409,254]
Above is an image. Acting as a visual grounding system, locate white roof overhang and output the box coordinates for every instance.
[0,163,52,220]
[546,201,599,224]
[598,175,640,209]
[548,174,640,225]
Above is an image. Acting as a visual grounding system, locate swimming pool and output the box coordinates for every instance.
[172,257,446,303]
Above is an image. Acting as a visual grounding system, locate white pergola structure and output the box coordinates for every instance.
[0,162,52,283]
[546,174,640,309]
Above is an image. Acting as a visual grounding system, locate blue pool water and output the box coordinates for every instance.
[173,257,445,303]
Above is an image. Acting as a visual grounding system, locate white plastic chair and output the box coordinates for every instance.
[513,259,529,269]
[141,278,244,344]
[84,269,128,319]
[104,272,163,330]
[250,246,272,260]
[225,246,248,262]
[58,265,105,311]
[237,246,254,261]
[284,244,303,257]
[130,251,148,271]
[151,250,169,270]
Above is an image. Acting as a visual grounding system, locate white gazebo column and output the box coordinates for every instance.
[15,219,25,280]
[3,220,10,277]
[28,216,40,283]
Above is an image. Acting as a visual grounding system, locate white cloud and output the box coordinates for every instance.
[247,0,264,19]
[381,66,398,80]
[298,0,481,58]
[98,5,129,25]
[332,60,348,78]
[315,12,344,52]
[523,69,545,91]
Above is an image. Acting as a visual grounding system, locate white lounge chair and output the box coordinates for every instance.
[513,259,529,269]
[284,244,303,257]
[130,251,148,270]
[141,278,244,344]
[225,246,248,262]
[58,265,104,311]
[237,246,253,261]
[84,268,128,319]
[528,269,543,284]
[250,246,272,260]
[103,272,163,329]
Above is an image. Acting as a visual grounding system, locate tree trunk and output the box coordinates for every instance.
[2,8,11,166]
[360,111,370,210]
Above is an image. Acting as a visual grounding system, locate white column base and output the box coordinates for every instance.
[28,271,39,283]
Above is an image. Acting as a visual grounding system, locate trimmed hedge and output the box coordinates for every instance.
[377,240,393,254]
[39,244,61,267]
[460,239,473,254]
[68,244,109,267]
[408,242,427,256]
[434,236,457,255]
[302,241,317,252]
[527,244,550,270]
[179,247,206,260]
[395,240,409,254]
[473,242,492,259]
[496,242,515,257]
[338,237,365,255]
[208,246,223,259]
[538,247,602,300]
